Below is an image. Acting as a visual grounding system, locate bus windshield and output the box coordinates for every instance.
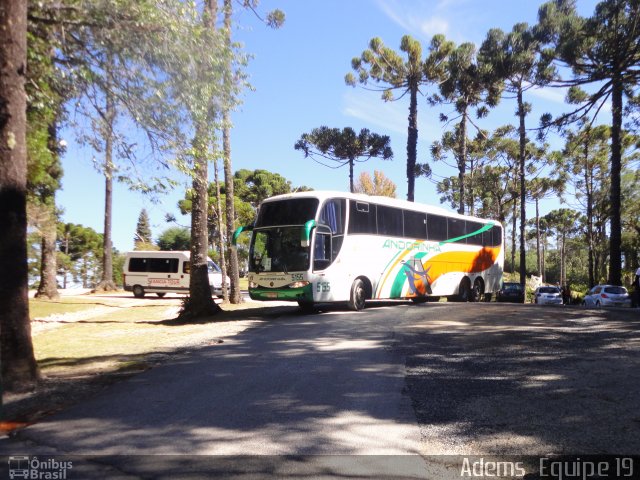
[249,227,310,273]
[255,198,319,227]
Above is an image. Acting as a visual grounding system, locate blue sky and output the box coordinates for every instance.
[57,0,601,252]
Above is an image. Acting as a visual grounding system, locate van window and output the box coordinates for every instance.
[149,258,179,273]
[183,262,190,274]
[128,258,148,272]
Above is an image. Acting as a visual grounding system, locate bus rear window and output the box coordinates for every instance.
[255,198,319,227]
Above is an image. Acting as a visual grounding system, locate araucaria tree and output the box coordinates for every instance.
[0,0,40,390]
[295,127,392,193]
[479,22,555,289]
[134,208,154,249]
[432,41,501,214]
[538,0,640,285]
[346,35,453,201]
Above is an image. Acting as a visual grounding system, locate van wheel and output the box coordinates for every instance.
[156,292,166,298]
[133,285,145,298]
[348,279,367,311]
[411,296,428,304]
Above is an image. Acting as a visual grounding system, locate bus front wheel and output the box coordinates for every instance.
[297,301,315,313]
[348,279,367,311]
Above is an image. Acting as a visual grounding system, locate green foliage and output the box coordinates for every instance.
[157,227,191,251]
[134,209,153,245]
[232,169,302,209]
[295,126,392,193]
[56,222,103,288]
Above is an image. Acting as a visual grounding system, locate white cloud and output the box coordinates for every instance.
[342,90,408,135]
[342,90,443,144]
[376,0,450,39]
[419,17,450,37]
[526,84,567,104]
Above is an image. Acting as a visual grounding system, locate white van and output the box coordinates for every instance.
[123,251,230,298]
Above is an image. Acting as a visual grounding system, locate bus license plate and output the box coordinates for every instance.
[265,292,278,298]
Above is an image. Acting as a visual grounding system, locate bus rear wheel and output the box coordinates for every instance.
[348,279,367,311]
[471,279,484,303]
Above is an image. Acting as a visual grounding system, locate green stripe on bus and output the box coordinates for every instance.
[438,221,494,246]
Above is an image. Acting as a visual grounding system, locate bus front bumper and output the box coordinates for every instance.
[249,283,314,302]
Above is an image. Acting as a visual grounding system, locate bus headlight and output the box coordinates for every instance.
[288,281,310,289]
[249,281,258,288]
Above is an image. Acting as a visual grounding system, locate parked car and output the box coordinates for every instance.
[496,282,525,303]
[583,285,632,308]
[533,286,563,305]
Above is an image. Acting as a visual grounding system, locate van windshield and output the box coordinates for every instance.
[208,261,221,273]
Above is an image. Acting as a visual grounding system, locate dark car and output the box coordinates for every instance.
[496,282,525,303]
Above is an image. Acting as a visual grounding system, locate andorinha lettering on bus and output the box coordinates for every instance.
[382,239,442,253]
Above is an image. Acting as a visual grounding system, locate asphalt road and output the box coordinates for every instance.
[2,302,639,479]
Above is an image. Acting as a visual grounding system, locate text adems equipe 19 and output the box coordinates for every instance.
[459,456,635,479]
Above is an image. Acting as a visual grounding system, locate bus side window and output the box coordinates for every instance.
[448,218,466,243]
[427,214,447,241]
[320,199,345,234]
[465,221,483,246]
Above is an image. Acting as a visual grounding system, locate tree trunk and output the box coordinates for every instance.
[406,82,418,202]
[182,123,221,319]
[535,198,541,277]
[96,73,117,291]
[35,214,59,299]
[542,236,546,283]
[457,110,467,215]
[348,158,355,193]
[222,0,241,304]
[517,88,527,293]
[213,157,228,301]
[585,142,595,288]
[561,232,567,287]
[511,200,517,274]
[608,74,623,285]
[0,0,40,391]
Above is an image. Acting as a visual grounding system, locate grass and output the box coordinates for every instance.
[29,293,287,378]
[29,296,102,320]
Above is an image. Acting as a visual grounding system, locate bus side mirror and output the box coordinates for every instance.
[232,225,253,246]
[301,220,317,247]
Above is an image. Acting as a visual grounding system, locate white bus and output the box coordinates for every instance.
[233,191,504,310]
[123,251,229,298]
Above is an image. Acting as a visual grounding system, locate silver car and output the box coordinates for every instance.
[533,286,563,305]
[583,285,631,308]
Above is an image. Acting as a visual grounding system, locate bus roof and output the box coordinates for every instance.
[261,190,500,225]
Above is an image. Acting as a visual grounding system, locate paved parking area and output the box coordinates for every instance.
[399,303,640,455]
